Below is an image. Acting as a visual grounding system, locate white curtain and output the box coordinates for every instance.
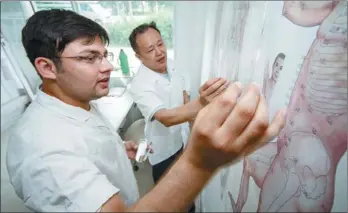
[1,1,38,132]
[174,1,269,99]
[173,1,210,99]
[1,42,31,132]
[1,1,41,98]
[1,41,26,105]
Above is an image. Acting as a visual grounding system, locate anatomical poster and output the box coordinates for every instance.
[200,1,347,212]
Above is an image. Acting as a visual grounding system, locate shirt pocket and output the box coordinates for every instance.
[170,74,184,108]
[154,79,172,108]
[151,120,170,137]
[83,126,119,164]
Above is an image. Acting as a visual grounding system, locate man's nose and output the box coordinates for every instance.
[100,57,113,72]
[154,47,161,56]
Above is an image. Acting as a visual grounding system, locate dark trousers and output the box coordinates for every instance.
[152,145,195,213]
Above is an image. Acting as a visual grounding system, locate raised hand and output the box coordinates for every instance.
[185,82,287,172]
[199,77,230,105]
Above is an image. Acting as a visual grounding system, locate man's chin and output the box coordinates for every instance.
[157,63,167,72]
[94,88,110,99]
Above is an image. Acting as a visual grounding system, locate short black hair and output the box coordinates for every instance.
[22,9,109,69]
[129,21,161,53]
[275,53,286,60]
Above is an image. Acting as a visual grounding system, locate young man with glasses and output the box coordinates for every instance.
[6,9,287,212]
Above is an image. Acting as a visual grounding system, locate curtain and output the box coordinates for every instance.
[174,1,269,98]
[1,42,26,105]
[1,1,38,132]
[1,1,41,97]
[1,35,32,132]
[173,1,210,99]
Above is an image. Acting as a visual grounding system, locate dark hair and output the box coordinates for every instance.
[22,9,109,69]
[128,21,161,53]
[275,53,286,60]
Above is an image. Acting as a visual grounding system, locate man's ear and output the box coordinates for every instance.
[135,52,141,60]
[34,57,58,80]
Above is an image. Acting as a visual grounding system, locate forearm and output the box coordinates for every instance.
[157,98,204,127]
[101,145,214,212]
[128,153,213,212]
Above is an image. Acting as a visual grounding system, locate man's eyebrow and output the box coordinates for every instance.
[146,44,154,49]
[78,49,108,55]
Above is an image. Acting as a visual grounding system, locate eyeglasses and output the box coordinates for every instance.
[59,52,114,65]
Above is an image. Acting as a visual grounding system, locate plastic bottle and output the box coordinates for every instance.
[119,49,130,76]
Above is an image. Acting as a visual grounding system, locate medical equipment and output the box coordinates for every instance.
[119,49,130,76]
[135,139,153,163]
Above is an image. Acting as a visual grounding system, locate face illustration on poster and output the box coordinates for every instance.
[262,52,286,104]
[208,1,347,213]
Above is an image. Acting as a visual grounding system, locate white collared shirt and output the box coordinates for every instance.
[6,89,139,212]
[130,59,188,165]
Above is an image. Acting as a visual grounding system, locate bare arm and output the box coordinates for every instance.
[282,1,336,27]
[101,153,212,212]
[154,78,228,127]
[154,97,203,127]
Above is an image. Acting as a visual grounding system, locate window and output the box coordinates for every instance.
[31,1,174,76]
[32,1,73,11]
[1,1,174,90]
[79,3,93,12]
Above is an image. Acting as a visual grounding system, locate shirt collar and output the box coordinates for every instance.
[34,87,91,122]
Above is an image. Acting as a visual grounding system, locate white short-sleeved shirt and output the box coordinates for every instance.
[130,59,187,165]
[6,89,139,212]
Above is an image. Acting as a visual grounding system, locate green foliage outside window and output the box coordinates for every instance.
[105,12,173,48]
[99,1,173,48]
